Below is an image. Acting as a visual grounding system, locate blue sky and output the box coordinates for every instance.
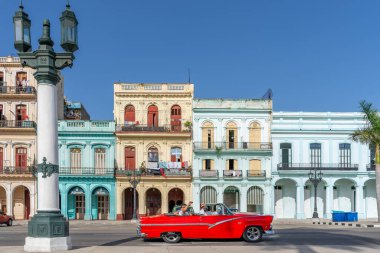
[1,0,379,119]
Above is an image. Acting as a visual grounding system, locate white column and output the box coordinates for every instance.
[6,184,13,216]
[296,184,305,219]
[325,185,333,219]
[217,185,223,203]
[193,184,200,212]
[356,183,365,219]
[240,185,247,212]
[264,183,272,215]
[36,84,59,212]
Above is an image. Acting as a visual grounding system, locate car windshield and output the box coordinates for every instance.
[205,203,234,215]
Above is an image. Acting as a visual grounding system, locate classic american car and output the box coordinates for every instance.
[0,211,13,226]
[138,203,274,243]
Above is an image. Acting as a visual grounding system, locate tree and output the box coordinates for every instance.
[351,100,380,222]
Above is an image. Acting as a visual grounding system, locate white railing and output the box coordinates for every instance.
[144,84,162,90]
[167,85,185,90]
[0,57,20,63]
[67,121,85,128]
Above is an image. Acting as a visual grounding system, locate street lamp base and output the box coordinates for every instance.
[24,236,72,252]
[312,212,319,219]
[24,211,72,252]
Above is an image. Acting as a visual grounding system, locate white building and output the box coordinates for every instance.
[271,112,377,219]
[192,99,273,213]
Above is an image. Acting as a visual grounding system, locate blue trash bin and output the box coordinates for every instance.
[346,212,358,222]
[332,212,346,222]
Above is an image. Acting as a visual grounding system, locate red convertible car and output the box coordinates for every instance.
[138,203,274,243]
[0,211,13,226]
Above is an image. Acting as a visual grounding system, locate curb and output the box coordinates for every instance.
[313,221,380,228]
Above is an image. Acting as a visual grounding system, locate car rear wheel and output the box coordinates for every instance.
[162,232,181,243]
[243,226,262,242]
[7,219,12,227]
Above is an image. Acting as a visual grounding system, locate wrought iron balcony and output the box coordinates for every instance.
[116,124,191,133]
[223,170,243,179]
[115,168,192,177]
[277,163,359,171]
[0,86,36,95]
[366,164,376,171]
[247,170,266,178]
[0,166,34,175]
[199,170,219,179]
[0,120,36,129]
[59,167,115,176]
[193,142,272,151]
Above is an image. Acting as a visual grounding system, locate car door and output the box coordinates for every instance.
[200,213,235,239]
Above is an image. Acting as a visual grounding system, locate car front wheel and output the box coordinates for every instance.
[7,219,12,227]
[243,226,262,243]
[162,232,181,243]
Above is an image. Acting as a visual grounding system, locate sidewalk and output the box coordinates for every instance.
[273,218,380,228]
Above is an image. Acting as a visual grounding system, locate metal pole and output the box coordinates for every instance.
[312,169,319,219]
[132,174,137,221]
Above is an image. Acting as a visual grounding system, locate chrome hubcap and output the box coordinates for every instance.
[165,233,179,241]
[246,227,260,241]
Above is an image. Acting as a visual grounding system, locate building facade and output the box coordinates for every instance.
[271,112,377,219]
[192,99,273,214]
[58,120,116,220]
[114,83,193,219]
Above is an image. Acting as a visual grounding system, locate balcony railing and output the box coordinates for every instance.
[247,170,266,178]
[0,166,34,175]
[223,170,243,179]
[277,163,359,171]
[367,164,376,171]
[0,86,36,95]
[115,168,191,177]
[193,142,272,150]
[0,120,36,129]
[199,170,219,178]
[59,167,115,176]
[116,124,190,133]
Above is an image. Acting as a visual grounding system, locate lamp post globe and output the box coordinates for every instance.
[12,1,78,252]
[60,2,79,53]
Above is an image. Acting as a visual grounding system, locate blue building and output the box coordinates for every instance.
[58,120,116,220]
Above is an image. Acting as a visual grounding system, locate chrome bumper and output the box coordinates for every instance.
[264,229,275,235]
[136,226,146,238]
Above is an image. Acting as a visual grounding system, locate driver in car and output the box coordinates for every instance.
[177,204,190,216]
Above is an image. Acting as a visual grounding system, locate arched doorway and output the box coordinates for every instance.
[247,186,264,213]
[364,179,378,218]
[168,188,184,212]
[124,187,139,220]
[0,186,6,213]
[224,186,240,210]
[170,105,181,131]
[92,187,110,220]
[304,180,326,218]
[146,188,161,216]
[147,105,158,127]
[334,179,356,212]
[124,105,135,124]
[67,186,85,220]
[275,179,297,218]
[12,186,30,220]
[200,186,217,206]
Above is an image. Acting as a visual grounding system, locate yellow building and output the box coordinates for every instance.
[0,56,64,220]
[114,83,193,219]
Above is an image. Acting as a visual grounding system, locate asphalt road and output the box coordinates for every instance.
[1,222,380,252]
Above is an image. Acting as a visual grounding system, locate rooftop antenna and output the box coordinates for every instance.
[188,68,191,84]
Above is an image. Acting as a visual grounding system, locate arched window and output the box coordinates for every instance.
[249,122,261,148]
[170,105,181,131]
[202,121,214,149]
[226,122,237,149]
[147,105,158,127]
[170,147,182,162]
[124,105,135,124]
[148,147,159,162]
[247,186,264,213]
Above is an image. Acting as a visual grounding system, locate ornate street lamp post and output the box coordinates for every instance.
[308,169,323,219]
[13,2,78,252]
[127,170,141,223]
